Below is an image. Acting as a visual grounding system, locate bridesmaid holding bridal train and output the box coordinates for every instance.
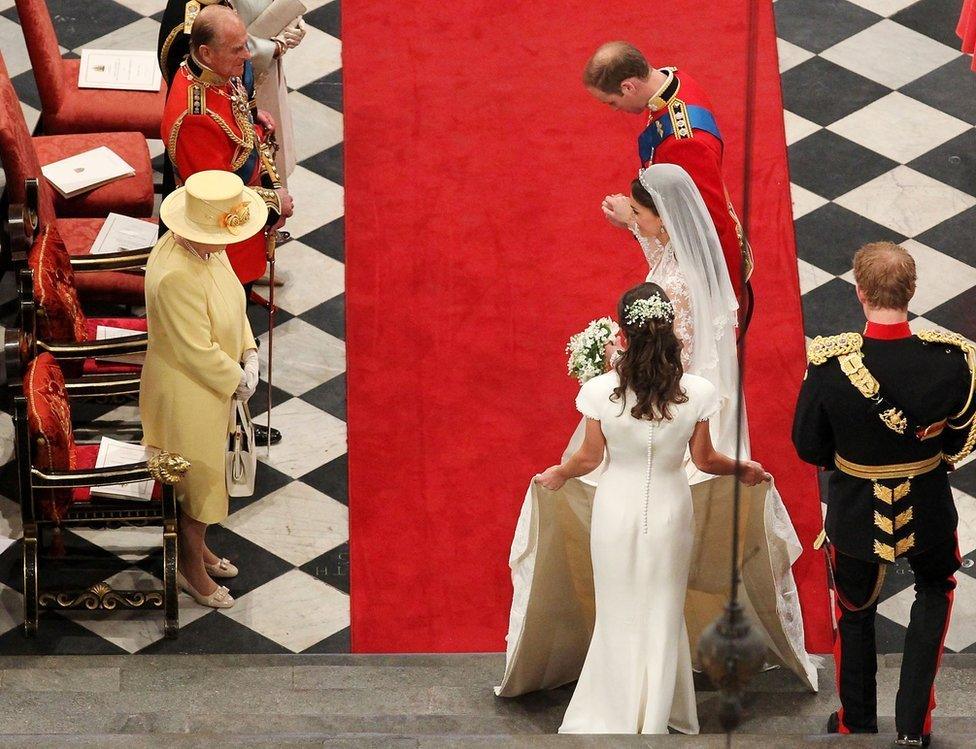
[535,282,768,734]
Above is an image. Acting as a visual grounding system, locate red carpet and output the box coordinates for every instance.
[345,1,832,653]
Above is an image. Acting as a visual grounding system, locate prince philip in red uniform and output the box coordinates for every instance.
[161,3,294,291]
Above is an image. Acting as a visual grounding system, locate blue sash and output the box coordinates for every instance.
[234,60,259,182]
[638,104,722,165]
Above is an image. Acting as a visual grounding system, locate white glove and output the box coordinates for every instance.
[280,19,306,49]
[235,348,260,401]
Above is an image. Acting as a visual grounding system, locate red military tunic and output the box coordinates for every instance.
[161,56,282,284]
[641,68,752,297]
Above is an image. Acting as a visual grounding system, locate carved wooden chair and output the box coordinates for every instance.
[13,352,187,637]
[0,53,155,220]
[11,0,166,139]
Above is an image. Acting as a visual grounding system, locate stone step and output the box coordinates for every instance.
[0,654,974,743]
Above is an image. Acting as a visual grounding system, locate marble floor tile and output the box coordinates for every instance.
[76,17,161,53]
[113,0,167,16]
[789,183,829,220]
[878,570,976,652]
[288,90,344,162]
[272,241,345,316]
[298,0,338,14]
[846,0,921,15]
[69,526,163,564]
[222,480,348,567]
[776,38,814,73]
[0,412,14,468]
[63,569,212,653]
[821,19,959,89]
[147,138,165,160]
[834,165,976,238]
[219,568,349,653]
[256,398,347,479]
[782,110,821,146]
[93,404,142,423]
[282,24,341,90]
[954,489,976,558]
[0,496,22,557]
[795,257,837,296]
[901,239,976,316]
[906,315,958,337]
[827,91,970,164]
[0,15,31,78]
[258,317,345,396]
[283,165,345,239]
[0,583,21,637]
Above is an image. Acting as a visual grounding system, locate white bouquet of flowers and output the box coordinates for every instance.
[566,317,619,384]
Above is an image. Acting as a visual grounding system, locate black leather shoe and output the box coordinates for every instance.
[254,424,282,446]
[893,735,931,748]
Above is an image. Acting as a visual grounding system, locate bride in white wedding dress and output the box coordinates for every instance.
[494,164,819,724]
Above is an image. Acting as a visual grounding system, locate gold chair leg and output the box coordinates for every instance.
[22,522,38,637]
[162,520,179,638]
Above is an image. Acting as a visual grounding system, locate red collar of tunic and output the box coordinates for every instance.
[864,320,912,340]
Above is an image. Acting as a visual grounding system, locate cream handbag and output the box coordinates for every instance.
[226,398,256,497]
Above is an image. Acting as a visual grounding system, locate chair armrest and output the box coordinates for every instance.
[30,451,189,489]
[39,333,148,361]
[70,249,149,273]
[63,373,142,399]
[31,462,153,490]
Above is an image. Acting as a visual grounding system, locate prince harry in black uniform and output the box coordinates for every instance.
[793,241,976,748]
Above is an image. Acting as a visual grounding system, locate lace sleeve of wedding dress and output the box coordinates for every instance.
[662,253,694,370]
[635,232,695,369]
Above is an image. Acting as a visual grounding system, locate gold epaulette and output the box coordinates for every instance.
[918,330,976,462]
[807,332,863,366]
[917,329,975,352]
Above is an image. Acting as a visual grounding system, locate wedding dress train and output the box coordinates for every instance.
[495,165,818,729]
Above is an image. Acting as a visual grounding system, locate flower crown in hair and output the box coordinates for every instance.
[625,293,674,327]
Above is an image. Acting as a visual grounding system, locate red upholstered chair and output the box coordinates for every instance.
[14,352,183,637]
[12,0,166,138]
[25,224,148,376]
[0,56,155,220]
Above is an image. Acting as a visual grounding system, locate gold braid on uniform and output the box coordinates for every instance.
[807,332,863,366]
[258,140,282,188]
[253,187,282,214]
[159,24,183,75]
[917,329,976,464]
[205,107,255,171]
[167,111,190,166]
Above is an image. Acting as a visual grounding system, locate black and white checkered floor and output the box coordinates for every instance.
[1,0,975,656]
[0,0,348,654]
[777,0,976,654]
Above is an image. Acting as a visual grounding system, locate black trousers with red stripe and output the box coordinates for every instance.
[832,535,960,736]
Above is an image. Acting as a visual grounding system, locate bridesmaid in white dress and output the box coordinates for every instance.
[535,282,769,735]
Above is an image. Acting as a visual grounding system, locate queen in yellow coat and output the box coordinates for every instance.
[141,171,267,609]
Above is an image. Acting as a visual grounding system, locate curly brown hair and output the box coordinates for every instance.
[612,282,688,420]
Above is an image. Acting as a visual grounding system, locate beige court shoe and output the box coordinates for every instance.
[176,571,235,609]
[204,558,239,578]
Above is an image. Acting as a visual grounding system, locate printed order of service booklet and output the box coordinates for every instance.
[41,146,135,199]
[78,49,162,92]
